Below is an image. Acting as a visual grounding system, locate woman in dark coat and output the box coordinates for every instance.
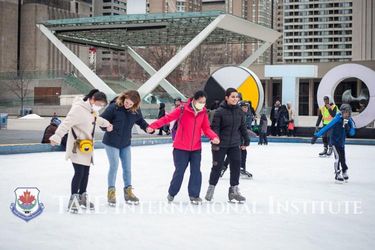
[157,103,170,135]
[205,88,250,203]
[277,104,289,136]
[100,90,150,206]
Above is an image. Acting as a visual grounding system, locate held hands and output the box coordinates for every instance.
[211,137,220,145]
[240,145,247,150]
[106,124,113,132]
[50,139,59,146]
[146,127,155,134]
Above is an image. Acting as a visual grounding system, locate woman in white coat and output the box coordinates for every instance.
[50,89,113,212]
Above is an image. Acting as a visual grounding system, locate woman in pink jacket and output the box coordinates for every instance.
[148,91,220,204]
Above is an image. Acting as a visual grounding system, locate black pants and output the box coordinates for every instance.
[322,125,332,148]
[223,149,247,171]
[333,145,348,173]
[287,129,295,137]
[71,163,90,195]
[270,120,278,136]
[259,132,268,144]
[210,146,241,187]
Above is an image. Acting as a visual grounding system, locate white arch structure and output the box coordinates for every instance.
[37,13,281,101]
[317,64,375,128]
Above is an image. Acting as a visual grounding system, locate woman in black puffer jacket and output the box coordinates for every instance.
[205,88,250,203]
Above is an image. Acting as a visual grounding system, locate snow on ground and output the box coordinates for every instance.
[18,114,43,120]
[1,143,375,250]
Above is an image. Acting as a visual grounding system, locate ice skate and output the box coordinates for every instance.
[342,171,349,183]
[167,194,174,203]
[79,192,95,210]
[124,186,139,205]
[67,194,81,214]
[228,186,246,203]
[319,147,328,157]
[240,169,253,179]
[335,171,344,184]
[107,187,116,207]
[326,147,333,156]
[205,185,215,202]
[189,197,203,205]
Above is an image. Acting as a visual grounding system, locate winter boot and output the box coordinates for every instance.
[228,186,246,203]
[189,197,203,205]
[124,186,139,205]
[326,147,333,156]
[205,185,216,201]
[79,192,95,210]
[107,187,116,206]
[335,171,344,184]
[319,147,328,157]
[67,194,81,213]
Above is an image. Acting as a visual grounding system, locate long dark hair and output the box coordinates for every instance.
[83,89,108,104]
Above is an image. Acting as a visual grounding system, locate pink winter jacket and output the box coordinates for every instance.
[149,99,218,151]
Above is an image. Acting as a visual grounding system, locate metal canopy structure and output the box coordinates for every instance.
[42,11,257,49]
[38,11,281,100]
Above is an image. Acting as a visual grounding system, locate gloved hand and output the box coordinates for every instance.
[311,136,318,144]
[343,119,349,131]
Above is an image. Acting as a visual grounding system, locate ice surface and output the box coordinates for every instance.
[1,143,374,250]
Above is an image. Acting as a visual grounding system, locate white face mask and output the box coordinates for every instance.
[92,104,103,112]
[194,102,205,110]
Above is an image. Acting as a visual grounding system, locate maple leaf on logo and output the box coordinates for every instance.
[19,190,36,205]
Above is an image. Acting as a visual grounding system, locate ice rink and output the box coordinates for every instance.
[1,142,375,250]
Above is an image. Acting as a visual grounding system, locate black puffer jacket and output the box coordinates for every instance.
[211,101,250,148]
[100,102,149,149]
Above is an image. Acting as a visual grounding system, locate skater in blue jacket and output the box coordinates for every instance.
[311,104,356,183]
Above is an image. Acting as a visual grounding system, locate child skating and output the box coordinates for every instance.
[311,104,356,183]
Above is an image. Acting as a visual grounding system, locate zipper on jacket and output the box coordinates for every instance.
[191,114,197,150]
[229,109,235,146]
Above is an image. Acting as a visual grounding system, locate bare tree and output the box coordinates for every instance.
[4,70,32,116]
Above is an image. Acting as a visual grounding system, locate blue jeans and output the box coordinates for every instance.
[104,144,132,188]
[169,149,202,198]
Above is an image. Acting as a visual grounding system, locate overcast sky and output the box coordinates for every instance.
[127,0,146,14]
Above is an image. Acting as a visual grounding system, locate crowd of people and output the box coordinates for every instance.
[46,88,356,213]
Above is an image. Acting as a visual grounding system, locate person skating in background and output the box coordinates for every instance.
[270,99,281,136]
[208,99,221,124]
[277,104,289,136]
[41,117,68,150]
[100,90,151,206]
[170,97,183,139]
[258,114,268,145]
[148,91,220,205]
[315,96,338,157]
[157,103,170,136]
[49,89,113,213]
[287,102,296,137]
[311,104,356,183]
[173,97,182,108]
[206,88,250,203]
[220,101,253,179]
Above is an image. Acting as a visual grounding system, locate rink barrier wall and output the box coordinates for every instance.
[0,137,374,155]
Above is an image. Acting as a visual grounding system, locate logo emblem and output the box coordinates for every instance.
[10,187,44,222]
